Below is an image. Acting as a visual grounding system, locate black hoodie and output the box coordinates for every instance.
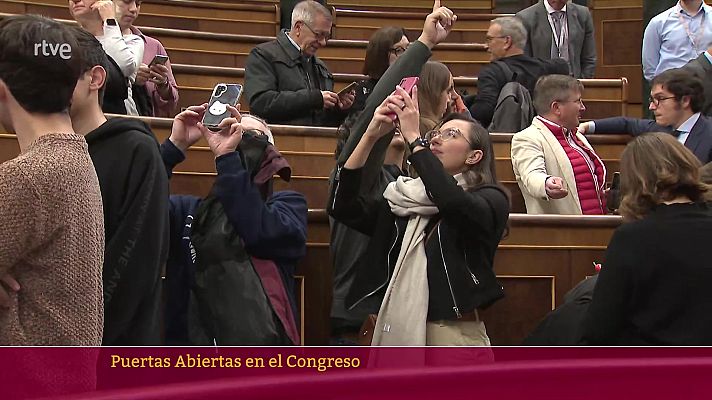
[85,117,169,345]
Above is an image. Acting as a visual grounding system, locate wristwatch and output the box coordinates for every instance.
[105,18,117,26]
[408,137,429,152]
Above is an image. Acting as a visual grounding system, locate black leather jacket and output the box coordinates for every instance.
[328,149,509,321]
[244,30,345,126]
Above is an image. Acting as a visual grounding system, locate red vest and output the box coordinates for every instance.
[538,117,606,214]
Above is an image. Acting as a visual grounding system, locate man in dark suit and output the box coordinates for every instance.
[516,0,596,78]
[682,45,712,116]
[467,16,569,128]
[579,69,712,164]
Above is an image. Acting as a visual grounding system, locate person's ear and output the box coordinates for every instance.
[465,149,483,165]
[504,36,512,51]
[680,95,691,110]
[89,65,106,91]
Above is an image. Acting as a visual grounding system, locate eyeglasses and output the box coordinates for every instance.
[485,35,508,43]
[557,98,584,105]
[389,46,408,56]
[425,127,472,145]
[649,95,676,106]
[301,21,331,41]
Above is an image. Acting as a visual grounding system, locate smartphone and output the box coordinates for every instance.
[149,54,169,66]
[337,81,358,96]
[202,83,242,131]
[387,76,419,121]
[606,172,621,213]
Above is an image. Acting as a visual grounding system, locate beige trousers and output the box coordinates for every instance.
[425,319,491,346]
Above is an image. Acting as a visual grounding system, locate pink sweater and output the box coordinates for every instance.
[0,133,105,345]
[131,26,180,117]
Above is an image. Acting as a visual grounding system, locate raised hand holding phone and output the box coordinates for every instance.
[385,76,419,121]
[388,85,421,145]
[365,96,398,140]
[201,105,244,157]
[202,83,243,130]
[170,103,208,152]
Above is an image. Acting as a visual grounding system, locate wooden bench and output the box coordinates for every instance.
[0,118,629,207]
[0,0,281,36]
[168,64,629,120]
[0,114,631,214]
[0,11,491,77]
[148,29,489,76]
[329,0,494,13]
[331,9,504,42]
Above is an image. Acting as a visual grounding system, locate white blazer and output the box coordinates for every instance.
[511,117,606,215]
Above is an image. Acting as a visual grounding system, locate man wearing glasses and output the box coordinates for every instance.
[245,0,355,127]
[467,17,568,129]
[578,69,712,164]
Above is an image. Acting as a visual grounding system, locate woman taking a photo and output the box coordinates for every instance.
[583,133,712,345]
[328,85,510,346]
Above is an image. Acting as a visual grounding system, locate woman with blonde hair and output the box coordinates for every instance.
[417,61,460,134]
[583,132,712,345]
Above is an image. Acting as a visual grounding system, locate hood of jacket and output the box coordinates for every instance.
[85,116,156,146]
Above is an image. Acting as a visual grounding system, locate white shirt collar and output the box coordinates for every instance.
[285,31,301,51]
[544,0,567,14]
[537,115,571,134]
[677,112,701,133]
[285,31,312,62]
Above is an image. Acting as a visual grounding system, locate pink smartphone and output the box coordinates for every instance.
[387,76,419,121]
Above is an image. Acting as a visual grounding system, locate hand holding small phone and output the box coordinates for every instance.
[337,82,358,97]
[202,83,243,131]
[149,55,169,67]
[147,55,170,84]
[386,76,419,121]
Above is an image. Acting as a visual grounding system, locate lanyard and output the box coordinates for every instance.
[679,8,706,53]
[550,12,567,57]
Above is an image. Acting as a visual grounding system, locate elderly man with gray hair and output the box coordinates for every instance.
[244,0,355,127]
[467,16,569,128]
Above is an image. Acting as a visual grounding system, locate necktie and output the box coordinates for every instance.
[551,11,569,61]
[673,130,684,137]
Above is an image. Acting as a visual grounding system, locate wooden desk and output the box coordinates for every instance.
[304,209,621,345]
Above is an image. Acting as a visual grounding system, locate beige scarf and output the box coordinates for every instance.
[373,173,468,346]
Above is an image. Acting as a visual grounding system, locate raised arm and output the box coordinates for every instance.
[160,104,210,177]
[335,0,457,184]
[327,97,399,234]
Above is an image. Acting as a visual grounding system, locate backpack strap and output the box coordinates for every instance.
[492,60,518,82]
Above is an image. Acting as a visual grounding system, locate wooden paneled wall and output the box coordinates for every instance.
[590,0,644,117]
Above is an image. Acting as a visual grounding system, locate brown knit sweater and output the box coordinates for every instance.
[0,133,104,345]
